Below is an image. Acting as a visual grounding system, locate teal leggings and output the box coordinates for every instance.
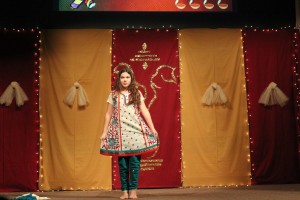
[118,156,141,191]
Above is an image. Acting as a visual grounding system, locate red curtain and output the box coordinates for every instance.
[0,30,39,191]
[111,29,181,188]
[243,29,300,184]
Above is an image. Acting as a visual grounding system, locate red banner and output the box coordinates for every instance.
[112,29,181,188]
[61,0,233,12]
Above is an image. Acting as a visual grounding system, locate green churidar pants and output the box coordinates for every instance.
[118,155,141,191]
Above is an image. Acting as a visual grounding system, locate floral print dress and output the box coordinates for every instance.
[100,91,158,156]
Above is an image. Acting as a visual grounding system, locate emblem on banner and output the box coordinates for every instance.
[130,42,160,70]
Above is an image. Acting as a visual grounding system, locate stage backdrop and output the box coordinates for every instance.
[111,29,181,188]
[243,29,300,184]
[0,29,40,192]
[39,29,112,190]
[179,29,251,186]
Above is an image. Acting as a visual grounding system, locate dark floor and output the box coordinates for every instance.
[1,184,300,200]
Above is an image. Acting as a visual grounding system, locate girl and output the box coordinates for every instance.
[100,67,158,199]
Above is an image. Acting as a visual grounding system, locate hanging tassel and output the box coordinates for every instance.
[258,82,289,107]
[0,81,29,107]
[63,82,89,107]
[201,82,227,106]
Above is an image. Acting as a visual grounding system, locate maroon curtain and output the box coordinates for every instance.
[0,30,40,191]
[243,29,300,184]
[112,29,181,188]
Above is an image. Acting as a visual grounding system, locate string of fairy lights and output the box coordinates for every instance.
[34,28,42,190]
[176,32,183,183]
[0,26,300,191]
[240,28,253,181]
[239,29,252,185]
[291,29,300,151]
[178,31,185,184]
[241,28,254,181]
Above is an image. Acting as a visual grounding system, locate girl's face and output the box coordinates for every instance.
[120,72,131,89]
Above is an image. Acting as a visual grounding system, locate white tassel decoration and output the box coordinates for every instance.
[0,81,29,107]
[201,82,227,106]
[258,82,289,107]
[63,82,89,107]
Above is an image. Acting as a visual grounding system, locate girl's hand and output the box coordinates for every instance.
[151,129,158,137]
[100,133,107,140]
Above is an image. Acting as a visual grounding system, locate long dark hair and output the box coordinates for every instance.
[113,67,141,105]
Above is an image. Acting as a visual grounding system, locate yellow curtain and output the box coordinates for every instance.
[40,29,112,190]
[179,29,251,186]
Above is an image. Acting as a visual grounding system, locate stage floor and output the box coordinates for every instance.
[1,184,300,200]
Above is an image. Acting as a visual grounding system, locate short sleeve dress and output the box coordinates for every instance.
[100,91,158,157]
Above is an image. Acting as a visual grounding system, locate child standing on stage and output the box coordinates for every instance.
[100,67,158,199]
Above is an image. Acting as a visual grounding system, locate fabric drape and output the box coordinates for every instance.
[39,29,112,190]
[0,81,29,107]
[180,29,251,186]
[0,30,39,192]
[243,29,300,184]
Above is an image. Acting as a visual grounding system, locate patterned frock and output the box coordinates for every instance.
[100,91,158,156]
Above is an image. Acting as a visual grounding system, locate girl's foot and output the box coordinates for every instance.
[120,190,128,199]
[129,189,138,199]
